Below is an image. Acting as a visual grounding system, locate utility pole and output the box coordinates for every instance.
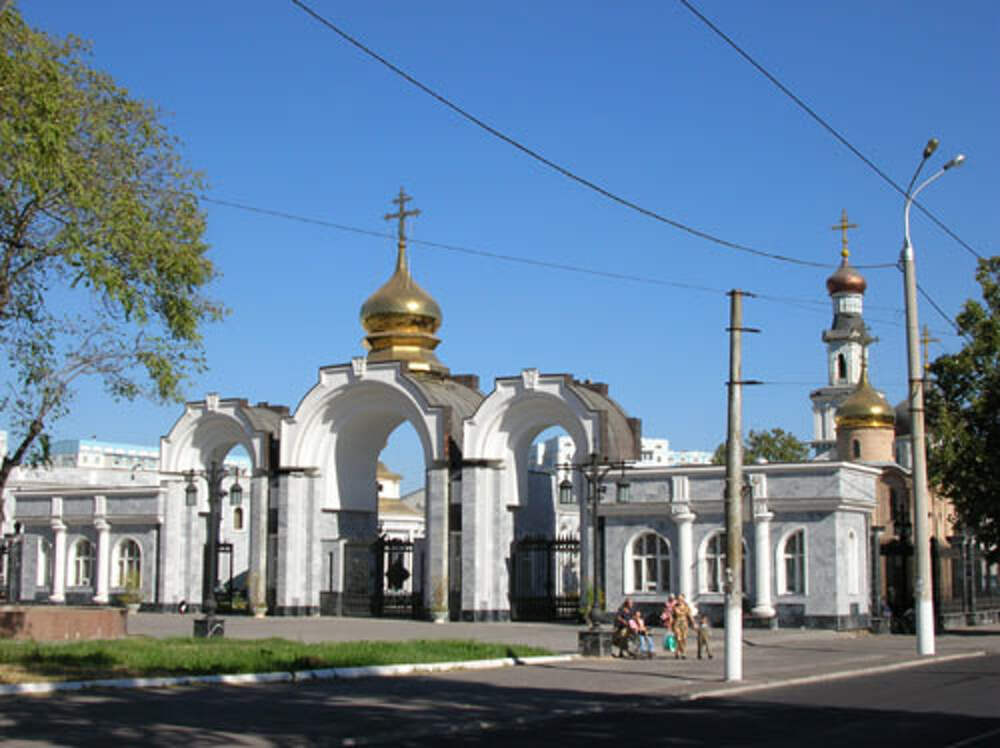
[724,290,759,681]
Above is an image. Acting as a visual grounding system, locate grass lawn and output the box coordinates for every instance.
[0,638,552,685]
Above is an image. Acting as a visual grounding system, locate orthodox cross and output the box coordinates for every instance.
[385,187,421,244]
[921,324,940,372]
[831,209,858,259]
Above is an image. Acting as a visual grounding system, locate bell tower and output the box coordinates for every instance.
[810,210,872,456]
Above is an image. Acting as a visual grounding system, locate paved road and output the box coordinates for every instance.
[433,654,1000,747]
[1,620,997,746]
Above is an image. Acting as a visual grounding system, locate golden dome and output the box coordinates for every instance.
[360,249,442,335]
[836,364,894,430]
[359,189,448,375]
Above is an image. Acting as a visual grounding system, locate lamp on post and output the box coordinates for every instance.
[555,453,631,627]
[185,460,243,638]
[901,137,965,656]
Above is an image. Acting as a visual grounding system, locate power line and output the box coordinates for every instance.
[288,0,893,272]
[203,193,961,337]
[678,0,984,262]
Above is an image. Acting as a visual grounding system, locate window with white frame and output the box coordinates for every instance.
[779,530,806,595]
[628,532,671,593]
[37,539,52,588]
[702,532,748,593]
[114,539,142,588]
[71,539,95,587]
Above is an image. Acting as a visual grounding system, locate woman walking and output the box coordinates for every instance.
[671,593,694,659]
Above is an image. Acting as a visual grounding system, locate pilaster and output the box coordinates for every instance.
[425,466,449,621]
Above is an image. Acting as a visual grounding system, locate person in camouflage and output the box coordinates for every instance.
[671,593,694,659]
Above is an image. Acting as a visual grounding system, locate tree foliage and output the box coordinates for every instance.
[0,5,223,514]
[927,256,1000,558]
[712,427,810,465]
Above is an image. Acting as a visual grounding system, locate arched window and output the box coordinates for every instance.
[778,530,806,595]
[233,507,245,531]
[701,532,748,593]
[852,439,861,459]
[837,353,847,381]
[71,539,95,587]
[114,539,142,588]
[627,532,671,593]
[37,539,52,588]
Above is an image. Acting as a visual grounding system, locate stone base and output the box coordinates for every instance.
[0,605,126,641]
[193,617,226,638]
[578,628,613,657]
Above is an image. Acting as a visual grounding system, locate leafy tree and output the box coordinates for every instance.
[712,428,810,465]
[0,5,223,518]
[926,257,1000,559]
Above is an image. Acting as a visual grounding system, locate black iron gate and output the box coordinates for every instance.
[374,536,422,618]
[510,535,580,621]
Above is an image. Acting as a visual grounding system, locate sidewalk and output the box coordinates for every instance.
[122,613,999,700]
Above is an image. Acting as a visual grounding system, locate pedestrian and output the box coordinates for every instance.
[696,614,713,660]
[634,610,655,659]
[660,594,676,629]
[671,593,694,659]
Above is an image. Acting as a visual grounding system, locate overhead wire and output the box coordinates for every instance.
[202,194,958,337]
[287,0,893,272]
[678,0,984,263]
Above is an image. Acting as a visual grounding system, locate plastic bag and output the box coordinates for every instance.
[663,633,677,652]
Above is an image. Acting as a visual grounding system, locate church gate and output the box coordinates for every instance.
[510,535,581,621]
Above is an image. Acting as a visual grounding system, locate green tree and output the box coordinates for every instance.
[712,427,810,465]
[926,256,1000,558]
[0,5,223,517]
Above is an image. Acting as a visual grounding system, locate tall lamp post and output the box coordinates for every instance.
[557,453,630,627]
[901,137,965,656]
[185,460,243,638]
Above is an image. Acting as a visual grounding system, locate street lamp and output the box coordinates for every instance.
[556,453,631,627]
[901,137,965,656]
[185,460,243,637]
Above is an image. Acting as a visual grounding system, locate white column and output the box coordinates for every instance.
[94,518,111,604]
[49,518,67,603]
[247,474,269,614]
[425,466,450,622]
[752,509,776,618]
[675,507,695,601]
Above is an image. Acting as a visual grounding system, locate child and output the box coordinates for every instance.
[697,615,713,660]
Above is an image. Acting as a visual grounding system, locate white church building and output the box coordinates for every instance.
[7,196,927,629]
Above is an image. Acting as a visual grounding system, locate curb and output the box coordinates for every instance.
[0,653,577,697]
[682,650,987,701]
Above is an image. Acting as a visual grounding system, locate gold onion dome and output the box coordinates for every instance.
[360,189,448,375]
[836,363,894,430]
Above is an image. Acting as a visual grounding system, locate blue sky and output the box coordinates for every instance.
[16,1,998,491]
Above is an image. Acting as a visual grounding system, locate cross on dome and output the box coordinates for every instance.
[831,208,858,260]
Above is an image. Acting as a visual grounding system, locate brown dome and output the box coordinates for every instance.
[826,254,867,296]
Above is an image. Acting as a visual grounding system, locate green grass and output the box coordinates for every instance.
[0,638,552,684]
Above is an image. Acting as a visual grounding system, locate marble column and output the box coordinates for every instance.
[674,506,696,601]
[247,474,269,614]
[424,466,450,622]
[49,518,67,603]
[752,507,775,618]
[94,518,111,604]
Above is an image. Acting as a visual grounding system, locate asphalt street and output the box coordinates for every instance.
[0,620,997,746]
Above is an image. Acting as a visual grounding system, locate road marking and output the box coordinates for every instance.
[944,726,1000,748]
[682,651,987,701]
